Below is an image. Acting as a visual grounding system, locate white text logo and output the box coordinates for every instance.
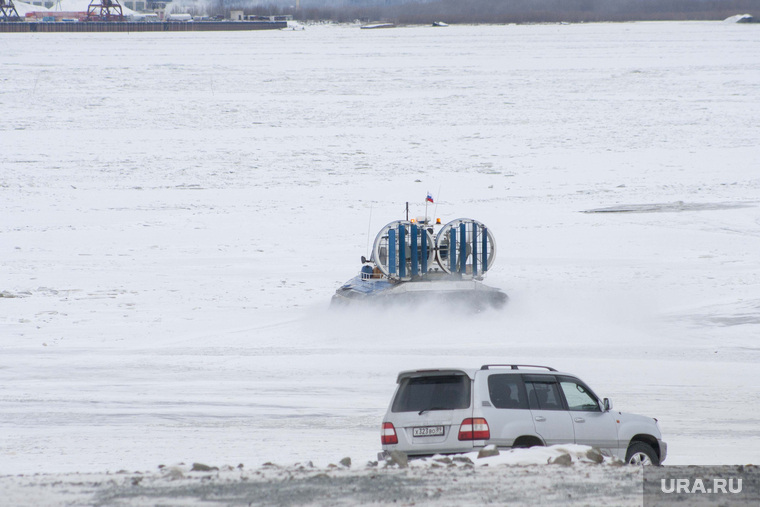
[661,478,742,494]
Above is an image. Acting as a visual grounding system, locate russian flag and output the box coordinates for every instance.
[426,193,434,203]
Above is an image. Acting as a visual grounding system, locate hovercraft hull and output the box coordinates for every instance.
[331,275,507,309]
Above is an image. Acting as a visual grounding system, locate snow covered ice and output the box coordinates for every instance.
[1,20,759,490]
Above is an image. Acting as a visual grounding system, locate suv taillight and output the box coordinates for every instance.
[381,422,398,445]
[458,418,490,441]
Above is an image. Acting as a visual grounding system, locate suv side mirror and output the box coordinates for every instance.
[603,398,613,411]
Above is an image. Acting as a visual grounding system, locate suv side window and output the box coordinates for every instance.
[523,375,564,410]
[558,377,601,412]
[392,374,471,413]
[487,374,528,409]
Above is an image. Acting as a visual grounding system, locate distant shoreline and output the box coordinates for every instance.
[219,0,759,25]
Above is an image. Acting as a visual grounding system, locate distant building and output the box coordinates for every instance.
[245,14,292,21]
[122,1,146,10]
[123,0,166,15]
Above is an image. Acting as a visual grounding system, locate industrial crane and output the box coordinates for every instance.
[86,0,123,21]
[0,0,21,21]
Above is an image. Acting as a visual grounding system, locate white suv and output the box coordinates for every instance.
[380,365,667,465]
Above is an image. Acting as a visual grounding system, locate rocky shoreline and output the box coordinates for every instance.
[2,447,647,506]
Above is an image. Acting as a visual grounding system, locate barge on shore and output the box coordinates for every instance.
[0,21,286,32]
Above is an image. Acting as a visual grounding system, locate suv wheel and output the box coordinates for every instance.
[625,442,659,466]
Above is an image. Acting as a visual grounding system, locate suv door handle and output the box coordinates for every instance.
[574,417,585,423]
[535,416,546,422]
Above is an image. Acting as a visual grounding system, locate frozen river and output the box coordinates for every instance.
[1,21,759,476]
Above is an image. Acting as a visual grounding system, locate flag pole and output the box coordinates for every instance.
[433,185,441,222]
[365,202,373,260]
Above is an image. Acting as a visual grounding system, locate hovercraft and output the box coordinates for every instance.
[331,216,507,309]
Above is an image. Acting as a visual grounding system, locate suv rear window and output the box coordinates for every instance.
[392,374,471,413]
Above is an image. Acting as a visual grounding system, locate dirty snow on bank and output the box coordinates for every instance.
[1,445,646,506]
[1,20,759,486]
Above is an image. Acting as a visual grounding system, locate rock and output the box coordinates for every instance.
[388,450,408,468]
[164,467,184,480]
[339,457,351,468]
[478,446,500,459]
[585,448,604,464]
[237,463,244,469]
[191,463,218,472]
[550,453,573,466]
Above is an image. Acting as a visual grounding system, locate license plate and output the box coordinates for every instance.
[413,426,444,437]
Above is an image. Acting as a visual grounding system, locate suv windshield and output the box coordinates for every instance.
[392,374,471,413]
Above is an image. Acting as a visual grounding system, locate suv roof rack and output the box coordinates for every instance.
[480,364,557,371]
